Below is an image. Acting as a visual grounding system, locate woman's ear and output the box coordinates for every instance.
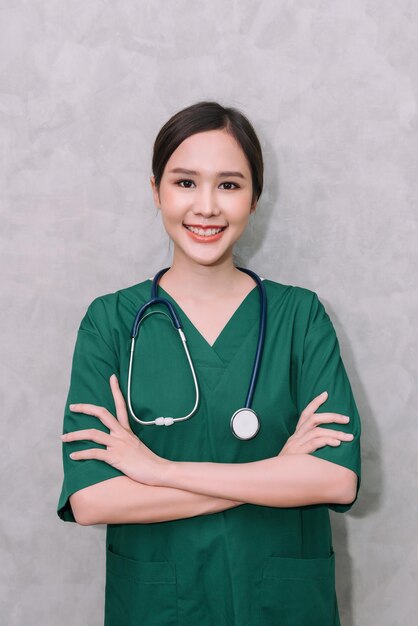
[150,175,161,209]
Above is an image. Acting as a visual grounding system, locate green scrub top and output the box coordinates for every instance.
[57,277,361,626]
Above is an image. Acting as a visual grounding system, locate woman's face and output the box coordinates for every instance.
[151,129,256,267]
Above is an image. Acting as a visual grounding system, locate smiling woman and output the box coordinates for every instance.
[57,101,361,626]
[150,120,259,269]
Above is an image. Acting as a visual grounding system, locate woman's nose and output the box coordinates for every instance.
[193,190,220,216]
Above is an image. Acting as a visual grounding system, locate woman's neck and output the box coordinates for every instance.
[157,256,251,302]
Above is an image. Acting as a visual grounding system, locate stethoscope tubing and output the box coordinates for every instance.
[235,267,267,409]
[127,266,267,430]
[131,296,183,337]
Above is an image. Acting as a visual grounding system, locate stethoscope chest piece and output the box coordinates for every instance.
[230,408,260,440]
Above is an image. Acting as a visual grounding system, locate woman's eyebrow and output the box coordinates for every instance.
[168,167,246,179]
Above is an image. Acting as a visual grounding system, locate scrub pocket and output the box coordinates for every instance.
[104,546,178,626]
[259,550,337,626]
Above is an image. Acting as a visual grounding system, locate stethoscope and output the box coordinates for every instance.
[127,267,267,440]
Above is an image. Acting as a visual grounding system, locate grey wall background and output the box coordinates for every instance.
[1,0,417,624]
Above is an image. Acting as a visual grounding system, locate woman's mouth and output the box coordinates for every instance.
[183,224,227,242]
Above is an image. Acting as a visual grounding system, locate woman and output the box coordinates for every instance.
[58,101,361,626]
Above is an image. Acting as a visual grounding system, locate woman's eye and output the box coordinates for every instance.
[220,182,239,190]
[176,179,195,188]
[175,180,239,190]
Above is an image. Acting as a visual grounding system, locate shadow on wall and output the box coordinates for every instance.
[234,131,278,265]
[330,334,379,626]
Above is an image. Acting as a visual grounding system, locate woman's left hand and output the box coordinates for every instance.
[61,374,170,486]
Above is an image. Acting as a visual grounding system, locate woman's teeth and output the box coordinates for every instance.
[184,225,225,236]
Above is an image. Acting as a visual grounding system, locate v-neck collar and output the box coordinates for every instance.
[146,279,261,366]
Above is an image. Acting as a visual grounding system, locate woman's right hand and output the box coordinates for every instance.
[278,391,354,456]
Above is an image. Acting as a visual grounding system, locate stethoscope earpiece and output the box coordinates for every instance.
[127,267,267,440]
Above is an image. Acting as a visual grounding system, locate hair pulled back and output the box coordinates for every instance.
[152,101,264,205]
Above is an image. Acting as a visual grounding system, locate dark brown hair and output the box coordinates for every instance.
[152,101,264,205]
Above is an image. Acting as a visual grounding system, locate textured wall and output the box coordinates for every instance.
[1,1,417,624]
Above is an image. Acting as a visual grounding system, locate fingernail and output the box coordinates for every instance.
[69,404,75,410]
[322,391,328,396]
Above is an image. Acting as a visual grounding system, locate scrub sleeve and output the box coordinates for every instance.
[57,300,124,522]
[296,292,362,513]
[57,280,362,626]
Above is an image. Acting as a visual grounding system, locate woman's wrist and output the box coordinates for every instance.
[158,458,179,488]
[158,460,243,508]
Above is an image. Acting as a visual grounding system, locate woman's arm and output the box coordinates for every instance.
[155,392,358,507]
[62,376,357,523]
[68,391,356,524]
[157,392,358,507]
[69,476,243,526]
[70,454,356,524]
[159,454,358,507]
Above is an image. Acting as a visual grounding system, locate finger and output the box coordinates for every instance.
[297,391,329,428]
[293,426,354,453]
[300,390,328,416]
[303,438,343,453]
[69,403,122,433]
[307,427,354,442]
[109,374,130,430]
[61,428,112,446]
[69,448,108,462]
[296,412,351,435]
